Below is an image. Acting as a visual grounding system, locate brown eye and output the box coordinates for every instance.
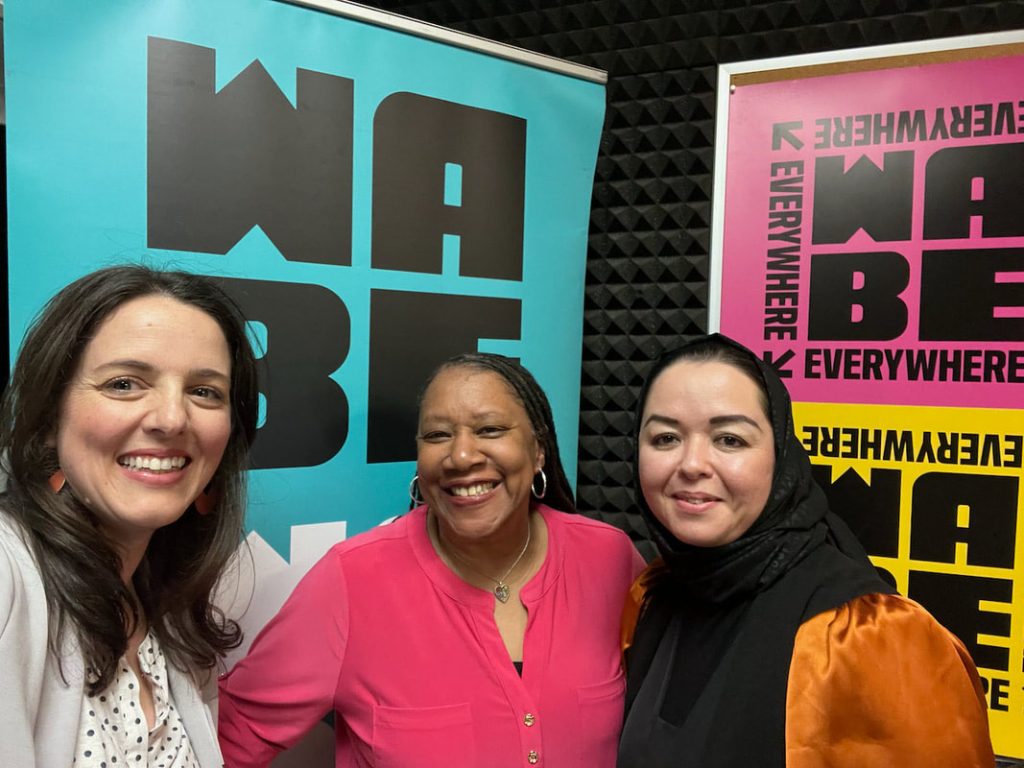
[650,433,679,448]
[103,377,138,393]
[192,386,223,400]
[715,434,747,449]
[419,431,449,442]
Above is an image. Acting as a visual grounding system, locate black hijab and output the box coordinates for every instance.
[619,334,893,768]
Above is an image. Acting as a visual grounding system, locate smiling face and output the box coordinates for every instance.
[416,367,544,544]
[55,294,233,558]
[638,359,775,548]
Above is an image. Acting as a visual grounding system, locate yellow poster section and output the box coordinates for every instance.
[793,401,1023,758]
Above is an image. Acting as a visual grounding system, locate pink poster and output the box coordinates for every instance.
[718,50,1024,408]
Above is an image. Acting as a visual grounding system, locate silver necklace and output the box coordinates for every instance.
[438,519,532,603]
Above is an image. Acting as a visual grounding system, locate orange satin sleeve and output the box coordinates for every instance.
[620,566,653,655]
[786,593,995,768]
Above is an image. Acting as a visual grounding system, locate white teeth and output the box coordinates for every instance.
[120,455,187,472]
[451,482,496,497]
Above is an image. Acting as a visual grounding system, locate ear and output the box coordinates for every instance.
[535,445,545,474]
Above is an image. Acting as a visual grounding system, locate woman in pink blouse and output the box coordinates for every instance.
[218,353,645,767]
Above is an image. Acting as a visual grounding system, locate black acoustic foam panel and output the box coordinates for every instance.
[361,0,1024,556]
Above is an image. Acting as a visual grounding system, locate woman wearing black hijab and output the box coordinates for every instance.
[618,334,993,767]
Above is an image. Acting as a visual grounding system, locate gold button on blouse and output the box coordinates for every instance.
[527,750,539,764]
[523,713,536,727]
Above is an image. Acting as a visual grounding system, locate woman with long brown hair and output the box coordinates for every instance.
[0,265,259,767]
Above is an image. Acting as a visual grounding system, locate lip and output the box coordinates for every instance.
[670,491,721,515]
[440,478,501,504]
[117,450,192,486]
[119,448,192,460]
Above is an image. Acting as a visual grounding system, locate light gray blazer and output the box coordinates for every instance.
[0,516,224,767]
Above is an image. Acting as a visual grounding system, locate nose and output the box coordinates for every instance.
[447,430,483,470]
[676,438,712,479]
[143,389,189,435]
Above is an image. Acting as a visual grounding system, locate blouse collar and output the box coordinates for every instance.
[406,504,563,609]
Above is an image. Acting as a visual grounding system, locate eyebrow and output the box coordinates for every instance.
[642,414,679,430]
[421,408,514,422]
[94,359,230,383]
[642,413,763,431]
[710,414,763,431]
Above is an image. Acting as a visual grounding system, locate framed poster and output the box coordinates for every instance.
[713,32,1024,758]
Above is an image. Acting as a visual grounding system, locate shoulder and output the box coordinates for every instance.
[787,593,993,764]
[0,514,44,603]
[0,515,55,660]
[0,519,21,623]
[799,592,971,658]
[620,567,653,652]
[0,513,32,556]
[295,513,418,590]
[0,513,60,758]
[543,505,636,553]
[543,507,645,598]
[545,507,645,578]
[324,513,413,560]
[793,594,986,704]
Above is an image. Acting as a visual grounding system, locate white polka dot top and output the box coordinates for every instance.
[73,631,197,767]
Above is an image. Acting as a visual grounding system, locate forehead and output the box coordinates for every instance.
[80,294,229,367]
[644,359,766,417]
[420,366,525,418]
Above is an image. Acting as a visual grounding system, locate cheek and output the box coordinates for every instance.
[732,454,774,509]
[637,450,669,505]
[198,413,233,458]
[212,413,232,440]
[57,410,112,456]
[415,446,441,480]
[518,442,542,475]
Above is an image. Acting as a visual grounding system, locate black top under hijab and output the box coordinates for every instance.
[618,334,894,768]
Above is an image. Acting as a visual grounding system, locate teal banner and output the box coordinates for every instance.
[4,0,605,563]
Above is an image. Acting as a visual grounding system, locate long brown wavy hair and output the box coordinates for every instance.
[0,265,259,694]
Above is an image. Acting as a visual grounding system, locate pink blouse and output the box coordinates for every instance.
[218,505,644,767]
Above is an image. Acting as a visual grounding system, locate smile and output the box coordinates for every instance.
[449,482,497,497]
[118,455,188,473]
[676,493,718,504]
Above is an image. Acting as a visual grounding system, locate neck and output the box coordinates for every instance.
[111,534,152,586]
[430,510,535,585]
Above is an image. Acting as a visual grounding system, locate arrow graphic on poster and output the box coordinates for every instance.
[762,349,795,377]
[772,121,803,150]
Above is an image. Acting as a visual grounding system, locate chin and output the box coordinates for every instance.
[438,509,510,539]
[118,505,192,532]
[675,534,723,548]
[660,519,733,549]
[450,517,505,539]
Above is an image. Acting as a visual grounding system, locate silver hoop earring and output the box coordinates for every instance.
[409,475,425,506]
[531,468,547,500]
